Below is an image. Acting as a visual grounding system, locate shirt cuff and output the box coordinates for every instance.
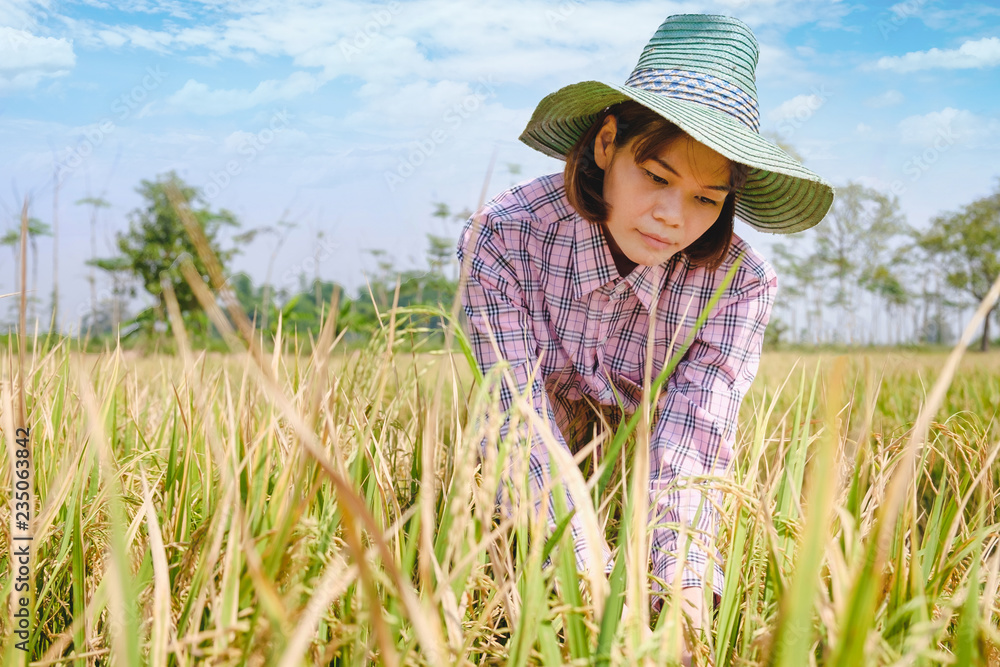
[569,511,614,575]
[648,486,726,608]
[650,541,725,597]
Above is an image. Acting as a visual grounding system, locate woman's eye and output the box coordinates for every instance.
[645,170,668,185]
[698,196,719,206]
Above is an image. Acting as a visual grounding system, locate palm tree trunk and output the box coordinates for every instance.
[30,237,38,326]
[52,169,60,332]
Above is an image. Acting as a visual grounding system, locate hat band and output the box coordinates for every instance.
[623,68,761,132]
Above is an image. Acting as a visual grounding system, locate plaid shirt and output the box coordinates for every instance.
[457,171,776,598]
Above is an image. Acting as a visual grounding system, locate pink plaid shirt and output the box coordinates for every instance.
[457,171,777,598]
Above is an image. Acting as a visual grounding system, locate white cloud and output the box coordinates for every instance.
[0,0,53,31]
[887,0,927,20]
[906,4,1000,31]
[856,122,872,133]
[756,42,807,82]
[0,28,75,73]
[96,29,128,48]
[166,71,325,115]
[714,0,853,30]
[767,94,825,122]
[221,130,257,153]
[118,26,174,53]
[59,16,175,53]
[344,78,502,134]
[874,37,1000,73]
[0,26,76,93]
[865,89,904,108]
[174,27,218,49]
[55,0,849,89]
[898,107,999,146]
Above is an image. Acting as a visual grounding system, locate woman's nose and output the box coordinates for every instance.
[652,190,684,228]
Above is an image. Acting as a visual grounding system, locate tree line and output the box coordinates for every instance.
[768,179,1000,351]
[3,170,999,351]
[2,171,466,350]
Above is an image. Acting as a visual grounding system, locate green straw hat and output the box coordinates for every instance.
[519,14,834,233]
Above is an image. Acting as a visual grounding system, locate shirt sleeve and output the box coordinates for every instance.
[457,211,612,575]
[648,260,777,599]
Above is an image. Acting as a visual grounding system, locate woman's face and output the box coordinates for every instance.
[593,114,733,269]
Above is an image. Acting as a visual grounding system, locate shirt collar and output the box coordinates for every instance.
[570,212,670,313]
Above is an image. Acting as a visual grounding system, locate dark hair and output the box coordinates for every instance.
[564,101,750,270]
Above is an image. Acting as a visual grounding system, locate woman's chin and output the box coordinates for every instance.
[627,247,676,267]
[629,234,678,265]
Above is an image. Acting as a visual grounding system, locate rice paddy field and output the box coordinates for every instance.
[1,305,999,665]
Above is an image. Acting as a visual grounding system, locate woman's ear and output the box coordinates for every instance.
[593,114,618,172]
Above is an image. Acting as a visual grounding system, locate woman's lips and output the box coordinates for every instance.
[638,231,672,250]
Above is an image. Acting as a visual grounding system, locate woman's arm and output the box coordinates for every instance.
[648,256,778,605]
[458,211,612,575]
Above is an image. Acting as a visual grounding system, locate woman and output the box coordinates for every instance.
[457,12,834,633]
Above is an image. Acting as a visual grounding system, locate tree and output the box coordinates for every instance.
[282,277,351,337]
[860,262,909,345]
[916,179,1000,351]
[106,171,241,334]
[429,201,471,282]
[1,217,52,326]
[813,182,906,343]
[85,256,134,334]
[771,240,824,344]
[26,218,52,325]
[230,217,297,332]
[0,228,19,301]
[76,196,111,317]
[227,271,277,334]
[230,270,353,342]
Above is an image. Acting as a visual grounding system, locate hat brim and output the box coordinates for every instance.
[518,80,834,234]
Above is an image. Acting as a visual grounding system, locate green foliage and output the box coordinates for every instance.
[770,177,1000,349]
[17,176,467,352]
[770,182,909,346]
[916,179,1000,350]
[109,171,242,329]
[814,181,908,310]
[2,325,998,665]
[0,217,51,248]
[2,217,53,323]
[347,226,460,339]
[215,201,465,347]
[74,196,111,211]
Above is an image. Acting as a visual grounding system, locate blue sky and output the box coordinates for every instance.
[1,0,998,332]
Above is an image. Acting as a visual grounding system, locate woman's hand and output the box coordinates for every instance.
[680,586,705,632]
[679,587,704,665]
[621,586,705,665]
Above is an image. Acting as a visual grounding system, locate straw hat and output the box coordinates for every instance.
[519,14,834,233]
